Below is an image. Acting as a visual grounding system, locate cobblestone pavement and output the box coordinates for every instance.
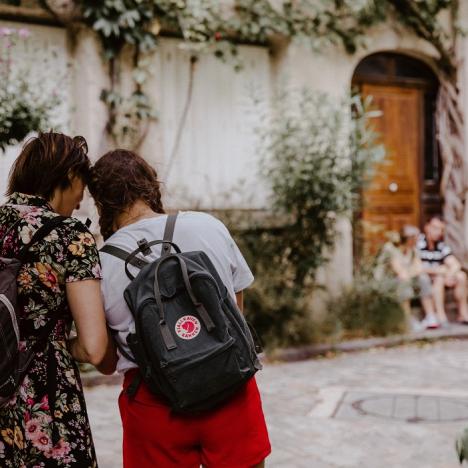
[84,340,468,468]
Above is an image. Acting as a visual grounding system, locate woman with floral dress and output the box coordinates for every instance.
[0,132,117,467]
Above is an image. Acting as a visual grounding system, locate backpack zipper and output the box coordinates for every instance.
[0,294,20,344]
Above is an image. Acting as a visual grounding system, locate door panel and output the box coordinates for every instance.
[361,84,422,253]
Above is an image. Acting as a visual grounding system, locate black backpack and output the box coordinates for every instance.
[0,215,66,408]
[101,213,263,413]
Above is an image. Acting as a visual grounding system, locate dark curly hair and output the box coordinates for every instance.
[88,149,165,240]
[7,131,90,200]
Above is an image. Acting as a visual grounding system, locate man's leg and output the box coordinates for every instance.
[432,274,448,323]
[417,274,439,328]
[453,270,468,321]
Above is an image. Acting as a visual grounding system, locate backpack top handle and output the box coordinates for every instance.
[123,213,180,280]
[124,240,181,280]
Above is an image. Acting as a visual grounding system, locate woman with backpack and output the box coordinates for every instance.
[89,149,271,468]
[0,132,117,467]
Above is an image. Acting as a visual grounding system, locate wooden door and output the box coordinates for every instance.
[361,84,422,253]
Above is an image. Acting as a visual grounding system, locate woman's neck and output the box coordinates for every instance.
[115,200,161,230]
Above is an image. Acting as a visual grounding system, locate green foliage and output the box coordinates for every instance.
[79,1,159,59]
[0,27,61,151]
[259,89,384,283]
[230,90,384,347]
[388,0,458,75]
[327,273,406,338]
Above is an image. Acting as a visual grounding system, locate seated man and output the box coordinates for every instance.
[376,225,438,330]
[417,216,468,325]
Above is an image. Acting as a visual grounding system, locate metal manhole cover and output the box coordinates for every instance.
[333,392,468,423]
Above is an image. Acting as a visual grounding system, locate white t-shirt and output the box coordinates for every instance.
[100,211,254,373]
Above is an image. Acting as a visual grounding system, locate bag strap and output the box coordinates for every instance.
[13,216,68,444]
[100,245,149,269]
[161,213,178,257]
[109,328,137,363]
[17,216,68,262]
[153,254,216,350]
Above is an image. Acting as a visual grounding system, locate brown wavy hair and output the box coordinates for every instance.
[88,149,165,240]
[7,131,90,200]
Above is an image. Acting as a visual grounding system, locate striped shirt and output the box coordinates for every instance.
[417,234,452,266]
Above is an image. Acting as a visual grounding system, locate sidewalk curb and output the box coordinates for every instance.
[265,325,468,363]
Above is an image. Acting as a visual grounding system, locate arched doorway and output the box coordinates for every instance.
[352,52,440,254]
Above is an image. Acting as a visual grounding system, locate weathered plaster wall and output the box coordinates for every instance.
[142,38,272,210]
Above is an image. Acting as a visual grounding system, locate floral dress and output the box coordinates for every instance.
[0,193,102,467]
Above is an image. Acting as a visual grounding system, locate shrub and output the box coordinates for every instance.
[327,274,406,338]
[227,89,384,348]
[0,27,62,150]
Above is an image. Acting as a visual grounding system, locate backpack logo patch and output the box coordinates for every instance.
[175,316,201,340]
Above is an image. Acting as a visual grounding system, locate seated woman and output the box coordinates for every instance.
[377,225,439,330]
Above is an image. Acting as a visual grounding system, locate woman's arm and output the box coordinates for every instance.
[409,256,423,277]
[444,254,461,276]
[390,256,409,280]
[66,279,118,374]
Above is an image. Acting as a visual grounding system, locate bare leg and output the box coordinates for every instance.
[252,461,265,468]
[421,296,436,317]
[454,271,468,321]
[432,275,447,323]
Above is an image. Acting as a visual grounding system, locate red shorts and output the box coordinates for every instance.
[119,369,271,468]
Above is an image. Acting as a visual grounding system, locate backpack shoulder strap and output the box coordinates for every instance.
[100,244,150,269]
[161,213,178,257]
[17,216,67,262]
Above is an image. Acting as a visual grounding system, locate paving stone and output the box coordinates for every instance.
[84,340,468,467]
[394,395,418,420]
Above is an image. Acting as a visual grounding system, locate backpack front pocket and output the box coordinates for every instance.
[163,338,241,409]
